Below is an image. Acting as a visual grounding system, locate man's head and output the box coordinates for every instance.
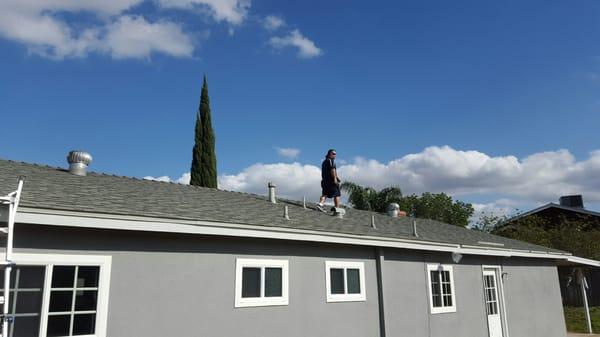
[326,149,337,158]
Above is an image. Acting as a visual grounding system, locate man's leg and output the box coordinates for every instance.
[334,196,340,208]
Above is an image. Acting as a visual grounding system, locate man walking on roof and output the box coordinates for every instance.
[317,149,341,212]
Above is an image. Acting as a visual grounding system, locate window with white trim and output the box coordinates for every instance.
[234,259,288,308]
[325,261,366,302]
[427,264,456,314]
[0,254,111,337]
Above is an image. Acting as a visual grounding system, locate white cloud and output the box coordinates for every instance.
[104,16,194,59]
[143,175,172,182]
[275,147,300,160]
[219,162,321,199]
[144,173,190,184]
[269,29,322,59]
[0,0,239,59]
[263,15,285,31]
[146,146,600,211]
[157,0,250,25]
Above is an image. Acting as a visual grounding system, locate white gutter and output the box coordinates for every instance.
[13,207,596,264]
[566,256,600,268]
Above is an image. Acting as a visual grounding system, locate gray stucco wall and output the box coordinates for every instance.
[381,249,567,337]
[14,224,381,337]
[13,224,567,337]
[502,259,567,337]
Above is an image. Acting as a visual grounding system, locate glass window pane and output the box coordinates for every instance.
[76,267,99,288]
[15,291,43,314]
[442,271,450,283]
[49,291,73,312]
[443,294,453,307]
[73,313,96,336]
[430,271,441,307]
[264,268,282,297]
[52,266,75,288]
[47,315,71,337]
[330,268,345,294]
[12,316,40,337]
[75,290,98,311]
[347,269,361,294]
[17,266,45,289]
[241,268,261,298]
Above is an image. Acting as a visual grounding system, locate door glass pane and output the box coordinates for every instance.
[49,290,73,312]
[15,291,43,313]
[73,313,96,336]
[430,271,441,307]
[264,268,282,297]
[76,267,99,288]
[241,268,261,298]
[330,268,345,294]
[75,290,98,311]
[347,269,361,294]
[2,266,45,337]
[52,266,75,288]
[16,266,45,289]
[47,315,71,337]
[12,316,40,337]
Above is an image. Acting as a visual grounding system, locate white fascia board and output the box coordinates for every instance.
[15,207,575,261]
[566,256,600,268]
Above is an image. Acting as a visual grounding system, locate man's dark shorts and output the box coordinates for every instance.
[321,181,341,198]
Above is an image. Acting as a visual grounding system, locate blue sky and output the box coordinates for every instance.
[1,0,600,217]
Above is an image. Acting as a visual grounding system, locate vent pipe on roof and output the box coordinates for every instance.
[268,182,276,203]
[333,207,346,219]
[413,218,419,238]
[387,203,400,217]
[67,151,92,176]
[283,206,290,220]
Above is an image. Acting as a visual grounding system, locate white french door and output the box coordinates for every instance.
[483,269,503,337]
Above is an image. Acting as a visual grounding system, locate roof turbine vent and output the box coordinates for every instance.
[67,150,93,176]
[387,203,400,217]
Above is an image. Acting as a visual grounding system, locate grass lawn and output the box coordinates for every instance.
[564,306,600,333]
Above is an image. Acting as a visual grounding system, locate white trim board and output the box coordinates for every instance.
[14,207,600,266]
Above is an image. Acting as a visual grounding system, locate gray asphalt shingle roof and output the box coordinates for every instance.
[0,159,565,254]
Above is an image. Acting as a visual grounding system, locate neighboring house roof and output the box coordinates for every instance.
[0,159,569,258]
[503,203,600,224]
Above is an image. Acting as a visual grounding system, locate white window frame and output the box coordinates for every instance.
[1,253,111,337]
[325,261,366,303]
[234,258,288,308]
[426,264,456,314]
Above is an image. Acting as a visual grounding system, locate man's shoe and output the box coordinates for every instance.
[316,204,327,212]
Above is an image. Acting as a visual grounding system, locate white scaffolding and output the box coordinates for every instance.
[0,178,24,337]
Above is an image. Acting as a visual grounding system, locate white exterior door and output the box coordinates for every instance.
[483,269,503,337]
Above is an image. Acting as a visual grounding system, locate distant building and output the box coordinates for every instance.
[498,195,600,307]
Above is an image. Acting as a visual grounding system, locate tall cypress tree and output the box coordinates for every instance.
[190,75,217,187]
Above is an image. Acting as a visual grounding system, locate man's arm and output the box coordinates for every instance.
[331,167,339,184]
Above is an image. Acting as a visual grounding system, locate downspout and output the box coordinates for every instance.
[576,268,593,334]
[375,247,387,337]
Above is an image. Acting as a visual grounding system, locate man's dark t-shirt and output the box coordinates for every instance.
[321,158,336,184]
[321,158,340,198]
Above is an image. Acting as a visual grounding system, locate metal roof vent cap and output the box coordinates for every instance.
[67,150,93,176]
[387,203,400,217]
